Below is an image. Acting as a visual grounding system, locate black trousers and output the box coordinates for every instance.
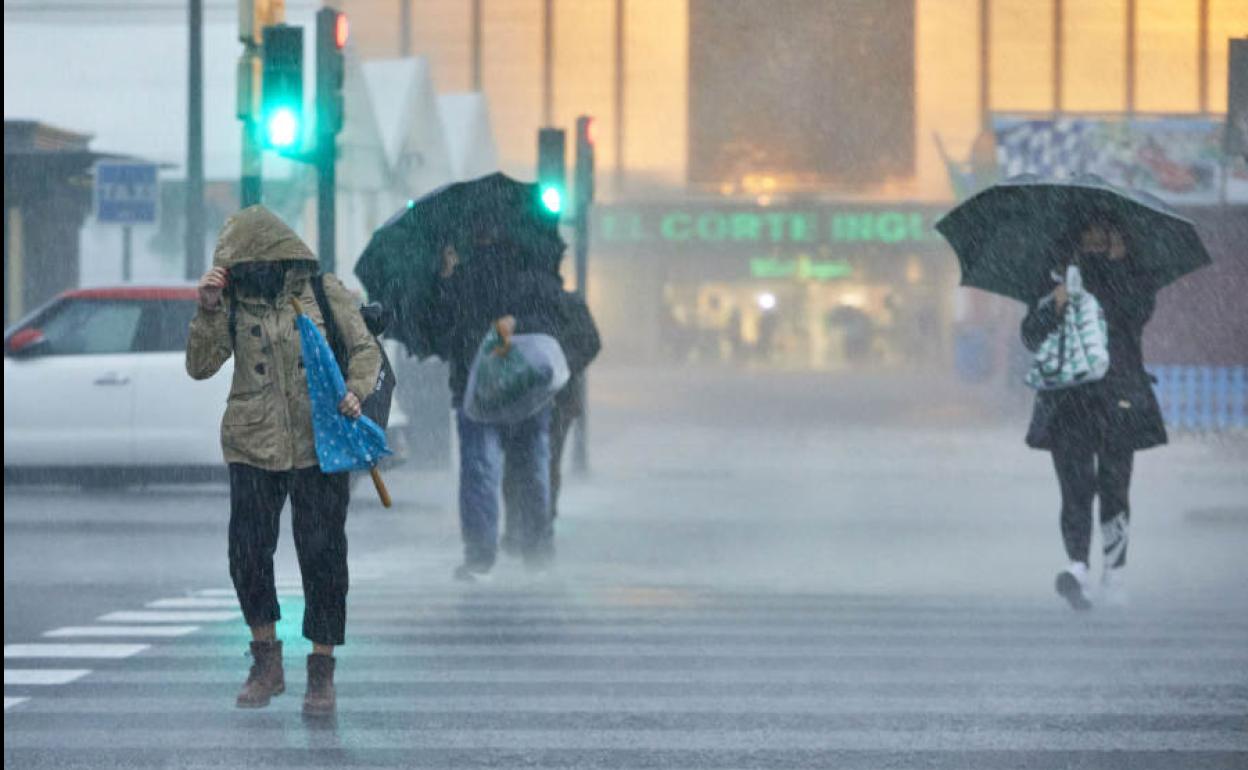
[228,463,350,646]
[1049,442,1133,568]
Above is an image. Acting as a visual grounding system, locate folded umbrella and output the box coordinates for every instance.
[936,173,1211,303]
[292,297,392,507]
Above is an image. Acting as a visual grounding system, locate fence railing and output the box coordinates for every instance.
[1152,366,1247,432]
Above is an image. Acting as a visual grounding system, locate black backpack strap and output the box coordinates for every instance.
[227,294,237,350]
[311,274,349,379]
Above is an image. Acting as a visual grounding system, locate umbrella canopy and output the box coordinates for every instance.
[295,307,391,474]
[355,172,565,358]
[935,173,1211,303]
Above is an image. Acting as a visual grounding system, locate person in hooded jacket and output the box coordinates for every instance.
[187,206,381,714]
[428,229,598,581]
[1020,215,1166,611]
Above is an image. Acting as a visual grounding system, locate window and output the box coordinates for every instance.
[36,300,143,356]
[134,300,198,353]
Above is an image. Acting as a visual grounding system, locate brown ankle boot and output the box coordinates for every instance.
[236,640,285,708]
[303,653,337,716]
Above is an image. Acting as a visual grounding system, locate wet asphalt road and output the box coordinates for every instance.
[5,366,1248,768]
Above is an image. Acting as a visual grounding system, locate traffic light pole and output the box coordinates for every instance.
[572,201,590,476]
[316,132,335,274]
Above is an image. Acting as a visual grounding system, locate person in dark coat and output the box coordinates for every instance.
[502,290,601,554]
[1020,216,1167,611]
[428,232,600,580]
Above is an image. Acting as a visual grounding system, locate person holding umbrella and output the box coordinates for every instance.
[187,205,381,713]
[356,173,596,582]
[937,173,1210,611]
[1020,214,1167,610]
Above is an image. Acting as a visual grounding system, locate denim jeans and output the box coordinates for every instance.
[457,407,552,567]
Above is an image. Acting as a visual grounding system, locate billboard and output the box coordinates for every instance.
[993,116,1248,204]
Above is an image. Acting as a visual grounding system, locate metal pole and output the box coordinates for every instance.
[1125,0,1136,116]
[572,196,589,475]
[542,0,553,125]
[400,0,412,56]
[186,0,206,280]
[613,0,625,187]
[241,116,262,207]
[471,0,483,90]
[318,135,336,274]
[1053,0,1063,116]
[122,225,133,282]
[979,0,991,131]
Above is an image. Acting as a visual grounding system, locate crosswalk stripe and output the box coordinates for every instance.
[4,669,91,685]
[4,696,29,710]
[5,644,150,659]
[145,598,239,609]
[97,610,238,623]
[44,626,200,638]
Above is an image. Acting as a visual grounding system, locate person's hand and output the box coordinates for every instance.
[339,392,362,419]
[1054,283,1069,310]
[439,246,459,279]
[198,267,228,310]
[493,315,516,356]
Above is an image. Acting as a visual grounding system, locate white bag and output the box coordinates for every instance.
[464,330,570,425]
[1025,265,1110,391]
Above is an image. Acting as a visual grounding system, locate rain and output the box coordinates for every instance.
[4,1,1248,768]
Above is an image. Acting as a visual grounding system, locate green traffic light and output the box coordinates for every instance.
[540,186,563,215]
[265,107,300,149]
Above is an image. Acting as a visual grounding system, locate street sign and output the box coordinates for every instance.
[95,163,159,224]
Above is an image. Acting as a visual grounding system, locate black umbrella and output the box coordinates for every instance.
[935,173,1211,303]
[355,172,566,357]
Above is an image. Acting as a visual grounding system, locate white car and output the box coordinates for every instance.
[4,285,407,484]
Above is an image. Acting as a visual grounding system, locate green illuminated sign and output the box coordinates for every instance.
[750,256,854,281]
[599,206,937,248]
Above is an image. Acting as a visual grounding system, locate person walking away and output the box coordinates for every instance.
[186,206,382,713]
[428,233,597,581]
[1020,216,1166,611]
[502,289,601,552]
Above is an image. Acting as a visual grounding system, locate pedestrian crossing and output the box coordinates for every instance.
[4,581,1248,768]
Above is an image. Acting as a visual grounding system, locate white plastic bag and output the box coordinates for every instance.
[464,330,570,424]
[1025,265,1110,391]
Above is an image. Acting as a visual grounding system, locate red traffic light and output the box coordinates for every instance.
[334,13,349,49]
[577,116,596,146]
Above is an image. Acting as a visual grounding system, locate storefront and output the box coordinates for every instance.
[588,202,957,369]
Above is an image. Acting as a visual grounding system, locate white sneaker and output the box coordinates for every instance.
[1100,567,1129,607]
[1055,561,1093,611]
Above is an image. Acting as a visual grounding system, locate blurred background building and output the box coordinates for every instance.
[6,0,1247,373]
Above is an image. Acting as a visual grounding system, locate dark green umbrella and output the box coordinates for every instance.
[354,172,566,358]
[935,173,1211,303]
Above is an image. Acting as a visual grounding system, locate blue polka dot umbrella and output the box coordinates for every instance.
[292,297,392,506]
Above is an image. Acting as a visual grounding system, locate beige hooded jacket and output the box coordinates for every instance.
[186,206,381,472]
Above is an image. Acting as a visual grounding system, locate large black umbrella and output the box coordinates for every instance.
[355,172,566,357]
[935,173,1211,303]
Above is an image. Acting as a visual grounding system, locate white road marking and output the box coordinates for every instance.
[4,669,91,686]
[4,696,30,710]
[5,644,149,659]
[98,610,238,623]
[146,598,238,609]
[44,626,200,638]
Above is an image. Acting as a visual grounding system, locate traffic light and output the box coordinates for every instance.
[261,24,304,150]
[536,128,566,217]
[316,7,347,137]
[574,115,595,211]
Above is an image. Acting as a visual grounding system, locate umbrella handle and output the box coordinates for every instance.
[370,466,392,508]
[290,296,305,316]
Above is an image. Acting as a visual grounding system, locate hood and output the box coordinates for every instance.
[212,205,318,270]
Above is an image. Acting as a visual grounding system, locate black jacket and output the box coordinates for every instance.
[1020,264,1167,452]
[430,263,601,407]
